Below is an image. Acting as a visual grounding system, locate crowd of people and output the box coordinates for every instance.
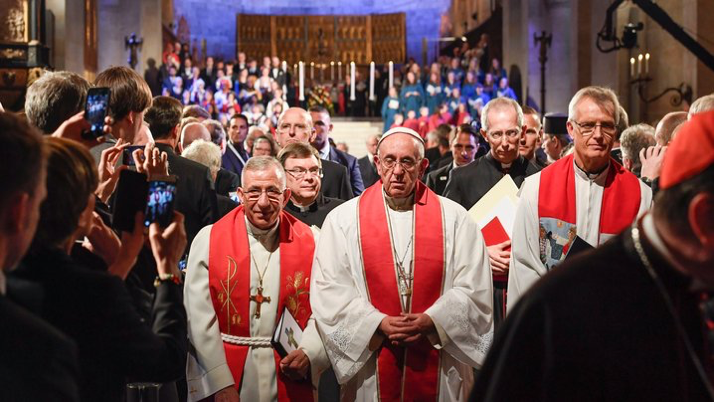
[1,42,714,402]
[146,37,518,137]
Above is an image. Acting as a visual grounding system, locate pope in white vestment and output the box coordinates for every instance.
[310,128,494,401]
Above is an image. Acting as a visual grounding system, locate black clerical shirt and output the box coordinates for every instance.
[284,194,344,228]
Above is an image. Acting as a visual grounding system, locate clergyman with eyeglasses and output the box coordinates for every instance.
[507,86,653,312]
[443,97,540,327]
[278,142,344,228]
[310,127,494,400]
[183,156,330,401]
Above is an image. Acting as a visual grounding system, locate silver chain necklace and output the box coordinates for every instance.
[385,202,415,306]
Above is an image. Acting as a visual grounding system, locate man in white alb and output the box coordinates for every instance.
[310,127,494,401]
[506,86,653,312]
[184,157,328,401]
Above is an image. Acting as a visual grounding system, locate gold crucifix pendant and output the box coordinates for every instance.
[250,286,271,318]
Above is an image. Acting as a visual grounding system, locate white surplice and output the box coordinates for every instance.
[184,218,328,402]
[310,192,494,402]
[506,161,653,312]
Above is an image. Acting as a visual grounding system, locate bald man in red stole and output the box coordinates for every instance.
[310,127,494,401]
[184,156,328,402]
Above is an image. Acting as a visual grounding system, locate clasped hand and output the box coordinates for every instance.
[379,313,436,347]
[279,349,310,381]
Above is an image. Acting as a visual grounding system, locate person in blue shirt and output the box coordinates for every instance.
[449,57,465,84]
[447,87,462,116]
[490,57,508,84]
[467,83,490,120]
[444,71,461,100]
[399,72,425,116]
[381,86,401,132]
[482,73,496,99]
[461,71,479,102]
[496,77,518,100]
[424,71,445,115]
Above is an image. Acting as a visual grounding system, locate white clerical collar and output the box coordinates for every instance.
[573,159,610,184]
[245,216,279,250]
[0,269,5,295]
[500,162,512,169]
[383,189,415,211]
[293,200,315,212]
[318,141,331,160]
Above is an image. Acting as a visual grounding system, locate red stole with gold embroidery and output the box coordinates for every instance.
[358,181,445,401]
[208,205,315,401]
[538,154,641,268]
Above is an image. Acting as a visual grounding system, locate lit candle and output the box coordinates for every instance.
[350,62,356,101]
[330,61,334,81]
[338,61,342,81]
[645,53,650,76]
[299,61,305,101]
[637,54,643,76]
[369,61,375,101]
[310,62,314,80]
[630,57,635,77]
[282,60,287,73]
[388,61,394,89]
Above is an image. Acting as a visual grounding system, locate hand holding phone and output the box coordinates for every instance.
[144,177,177,228]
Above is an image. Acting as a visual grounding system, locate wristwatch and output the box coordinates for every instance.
[154,273,182,287]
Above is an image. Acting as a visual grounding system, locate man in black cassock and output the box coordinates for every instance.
[444,97,539,327]
[425,124,479,196]
[472,110,714,401]
[278,142,343,228]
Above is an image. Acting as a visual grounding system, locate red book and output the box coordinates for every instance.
[481,217,511,282]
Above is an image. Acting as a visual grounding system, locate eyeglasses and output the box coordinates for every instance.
[487,129,521,141]
[286,167,323,179]
[380,157,421,171]
[243,187,284,202]
[278,122,309,134]
[571,120,617,137]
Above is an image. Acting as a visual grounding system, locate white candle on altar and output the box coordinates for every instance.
[629,57,635,77]
[299,61,305,101]
[350,62,356,101]
[338,61,342,81]
[369,61,375,101]
[645,53,650,75]
[331,61,335,81]
[637,54,643,76]
[310,62,314,80]
[282,60,287,73]
[388,61,394,89]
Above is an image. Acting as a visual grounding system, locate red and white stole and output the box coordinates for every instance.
[538,154,641,269]
[208,206,315,401]
[358,181,445,401]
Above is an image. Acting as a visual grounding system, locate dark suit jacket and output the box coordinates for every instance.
[155,143,218,251]
[425,162,454,196]
[424,147,443,170]
[215,168,240,196]
[222,141,250,177]
[217,194,239,218]
[321,159,354,200]
[15,247,187,402]
[328,146,365,196]
[444,153,540,210]
[358,155,380,188]
[0,293,80,402]
[284,194,344,228]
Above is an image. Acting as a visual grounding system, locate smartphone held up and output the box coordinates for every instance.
[84,87,111,139]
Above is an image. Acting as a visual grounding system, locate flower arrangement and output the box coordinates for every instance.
[308,85,335,115]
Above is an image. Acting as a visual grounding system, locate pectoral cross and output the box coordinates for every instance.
[250,287,271,318]
[286,327,298,349]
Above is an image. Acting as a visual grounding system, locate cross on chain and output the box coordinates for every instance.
[250,286,271,319]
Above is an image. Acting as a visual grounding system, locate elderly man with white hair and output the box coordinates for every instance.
[184,156,328,402]
[310,127,494,401]
[507,86,653,312]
